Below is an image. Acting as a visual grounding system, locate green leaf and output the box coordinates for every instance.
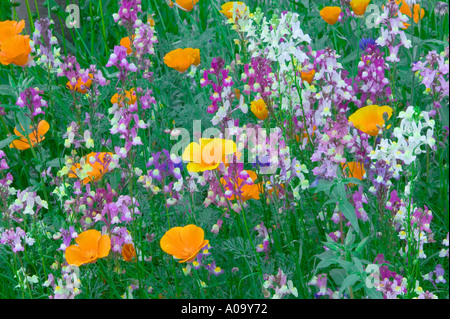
[0,85,15,97]
[316,257,339,269]
[313,179,333,195]
[329,268,347,286]
[340,273,360,293]
[345,228,354,247]
[15,110,31,137]
[355,236,371,254]
[46,158,62,168]
[339,200,360,233]
[335,259,356,273]
[365,286,383,299]
[352,257,364,273]
[341,177,365,187]
[0,135,19,149]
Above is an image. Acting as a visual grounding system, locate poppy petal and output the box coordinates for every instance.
[97,234,111,258]
[75,229,102,251]
[65,245,88,267]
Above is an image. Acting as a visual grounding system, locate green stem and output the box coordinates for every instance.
[25,0,35,32]
[34,0,40,19]
[98,0,109,56]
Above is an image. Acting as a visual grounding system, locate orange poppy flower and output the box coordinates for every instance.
[66,74,94,94]
[119,35,135,55]
[165,0,199,12]
[300,69,315,84]
[68,152,113,185]
[320,6,341,25]
[0,20,25,46]
[348,104,393,136]
[341,161,366,180]
[221,170,261,201]
[121,243,136,262]
[400,1,424,27]
[160,224,209,263]
[388,0,425,28]
[350,0,371,16]
[250,98,269,120]
[182,138,237,173]
[219,2,248,20]
[65,229,111,267]
[0,34,31,66]
[110,88,137,106]
[163,48,200,73]
[9,120,49,150]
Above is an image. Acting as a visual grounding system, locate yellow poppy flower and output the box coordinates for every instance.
[160,225,209,263]
[348,105,393,136]
[320,6,341,25]
[182,138,237,173]
[219,2,248,20]
[65,229,111,267]
[9,120,49,150]
[250,98,269,120]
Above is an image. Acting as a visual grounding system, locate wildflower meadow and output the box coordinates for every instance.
[0,0,449,305]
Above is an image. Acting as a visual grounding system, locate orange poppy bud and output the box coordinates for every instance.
[300,69,316,84]
[121,243,137,262]
[320,6,341,25]
[250,98,269,120]
[65,229,111,267]
[0,34,31,66]
[9,120,50,150]
[160,225,209,263]
[234,88,241,99]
